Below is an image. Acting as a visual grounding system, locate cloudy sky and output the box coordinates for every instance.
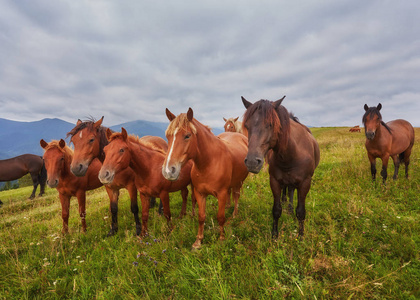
[0,0,419,128]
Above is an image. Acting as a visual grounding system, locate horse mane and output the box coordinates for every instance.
[362,107,392,134]
[166,113,212,136]
[43,140,74,158]
[243,100,290,148]
[290,112,312,134]
[108,132,166,155]
[66,118,111,160]
[224,117,240,130]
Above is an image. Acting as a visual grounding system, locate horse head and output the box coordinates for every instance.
[363,103,382,140]
[40,139,69,188]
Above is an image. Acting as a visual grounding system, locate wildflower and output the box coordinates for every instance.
[43,258,48,261]
[133,261,138,266]
[162,249,167,254]
[53,280,57,286]
[73,268,77,271]
[103,216,109,219]
[79,260,85,263]
[153,261,157,266]
[137,252,141,258]
[76,256,81,259]
[30,242,34,246]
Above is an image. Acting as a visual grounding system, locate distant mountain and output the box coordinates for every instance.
[0,117,223,159]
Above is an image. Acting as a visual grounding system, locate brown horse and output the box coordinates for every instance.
[40,139,104,233]
[98,128,195,236]
[242,96,320,238]
[0,154,47,199]
[162,108,249,249]
[223,117,248,137]
[66,117,167,236]
[362,103,415,183]
[349,125,361,132]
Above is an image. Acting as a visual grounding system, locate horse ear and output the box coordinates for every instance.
[223,117,227,122]
[106,128,113,141]
[364,104,369,111]
[234,117,239,122]
[241,96,253,109]
[40,139,48,149]
[94,116,104,128]
[76,119,82,126]
[187,107,193,121]
[121,127,128,140]
[166,108,176,121]
[273,96,286,109]
[59,139,66,149]
[377,103,382,111]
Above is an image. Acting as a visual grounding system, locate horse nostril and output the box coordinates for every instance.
[256,158,262,165]
[78,164,84,172]
[105,171,110,178]
[244,158,248,164]
[171,166,176,174]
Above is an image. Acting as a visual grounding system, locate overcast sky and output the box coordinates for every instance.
[0,0,419,128]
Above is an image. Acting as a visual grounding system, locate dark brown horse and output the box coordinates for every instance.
[162,108,249,249]
[40,139,104,233]
[98,128,195,236]
[0,154,47,199]
[66,117,167,236]
[242,96,320,238]
[362,103,415,183]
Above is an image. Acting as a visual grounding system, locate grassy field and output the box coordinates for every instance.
[0,127,419,299]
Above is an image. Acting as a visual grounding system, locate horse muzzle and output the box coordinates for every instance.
[365,131,376,140]
[98,168,115,185]
[47,178,59,188]
[70,161,89,177]
[162,164,181,181]
[244,155,264,174]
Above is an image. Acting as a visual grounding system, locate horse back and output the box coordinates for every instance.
[218,132,249,183]
[387,119,415,154]
[0,154,44,181]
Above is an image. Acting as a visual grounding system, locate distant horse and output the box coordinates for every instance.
[242,96,320,238]
[0,154,47,199]
[40,139,104,233]
[98,128,195,236]
[66,117,167,236]
[362,103,415,183]
[349,125,361,132]
[223,117,248,137]
[162,108,249,249]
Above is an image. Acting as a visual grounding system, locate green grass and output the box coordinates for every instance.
[1,127,419,299]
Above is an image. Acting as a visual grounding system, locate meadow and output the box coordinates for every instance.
[0,127,419,299]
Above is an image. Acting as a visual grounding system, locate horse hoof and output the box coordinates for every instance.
[192,240,202,250]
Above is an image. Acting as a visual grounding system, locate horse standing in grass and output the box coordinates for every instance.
[242,96,320,238]
[362,103,415,183]
[223,117,248,137]
[0,154,47,199]
[98,128,195,237]
[162,108,249,249]
[66,117,167,236]
[40,139,104,233]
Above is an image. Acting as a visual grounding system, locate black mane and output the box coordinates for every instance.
[362,107,392,134]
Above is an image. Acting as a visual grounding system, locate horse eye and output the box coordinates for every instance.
[185,133,191,140]
[89,138,95,143]
[119,148,124,153]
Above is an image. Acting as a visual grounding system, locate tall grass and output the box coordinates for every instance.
[0,128,419,299]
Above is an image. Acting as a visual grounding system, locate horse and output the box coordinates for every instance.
[0,154,47,199]
[241,96,320,238]
[349,125,361,132]
[40,139,104,233]
[98,127,195,237]
[223,117,248,137]
[66,117,167,236]
[162,108,249,249]
[362,103,415,183]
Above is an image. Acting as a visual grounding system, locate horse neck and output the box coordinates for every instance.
[271,122,294,161]
[61,152,73,178]
[127,140,162,176]
[192,120,220,169]
[97,127,109,163]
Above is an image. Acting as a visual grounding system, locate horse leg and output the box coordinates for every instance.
[159,191,172,230]
[226,188,232,208]
[288,186,295,215]
[29,172,39,199]
[38,163,47,196]
[192,191,206,250]
[391,155,400,180]
[269,175,283,239]
[59,193,70,234]
[380,155,390,184]
[232,185,241,217]
[158,199,163,216]
[105,187,119,236]
[403,148,412,179]
[179,187,188,218]
[296,178,312,237]
[139,193,150,236]
[149,197,156,209]
[191,185,196,216]
[216,190,229,241]
[128,184,141,236]
[368,154,376,180]
[76,192,87,232]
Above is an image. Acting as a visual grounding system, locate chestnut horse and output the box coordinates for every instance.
[98,128,195,236]
[362,103,415,183]
[40,139,104,233]
[66,117,166,236]
[223,117,248,137]
[162,108,249,249]
[0,154,47,199]
[242,96,320,238]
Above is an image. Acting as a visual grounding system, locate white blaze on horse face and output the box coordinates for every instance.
[79,131,83,139]
[165,128,178,173]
